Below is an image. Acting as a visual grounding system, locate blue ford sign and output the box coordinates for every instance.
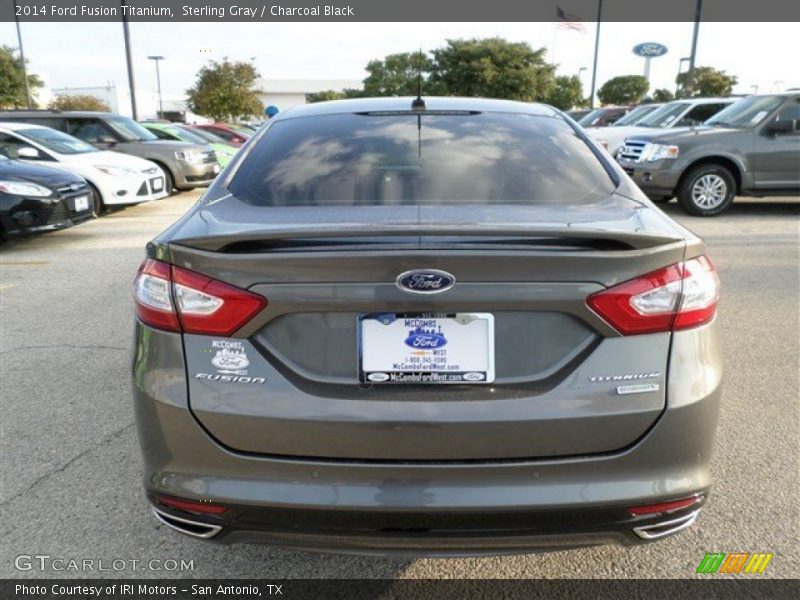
[396,269,456,294]
[633,43,668,58]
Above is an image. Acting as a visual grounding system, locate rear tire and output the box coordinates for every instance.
[88,183,105,217]
[677,164,736,217]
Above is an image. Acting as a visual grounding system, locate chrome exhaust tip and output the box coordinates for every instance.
[633,509,700,540]
[151,507,222,540]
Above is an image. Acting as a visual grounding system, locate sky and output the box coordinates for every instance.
[1,21,794,107]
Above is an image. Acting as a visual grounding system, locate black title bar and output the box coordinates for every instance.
[2,0,799,22]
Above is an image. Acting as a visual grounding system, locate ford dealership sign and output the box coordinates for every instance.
[633,43,668,57]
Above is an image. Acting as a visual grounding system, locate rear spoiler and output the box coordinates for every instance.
[172,223,683,253]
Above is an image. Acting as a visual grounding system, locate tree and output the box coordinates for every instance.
[544,75,584,110]
[676,66,738,97]
[431,38,555,101]
[306,88,364,103]
[362,51,439,97]
[0,45,43,109]
[186,58,263,121]
[597,75,649,105]
[651,88,675,102]
[48,94,110,111]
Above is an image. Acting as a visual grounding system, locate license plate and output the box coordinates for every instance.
[359,313,495,384]
[73,195,89,212]
[213,164,221,174]
[151,177,163,191]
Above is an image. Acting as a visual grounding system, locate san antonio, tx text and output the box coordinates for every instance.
[16,583,277,597]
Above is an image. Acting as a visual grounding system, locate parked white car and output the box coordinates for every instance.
[588,98,736,156]
[0,122,168,215]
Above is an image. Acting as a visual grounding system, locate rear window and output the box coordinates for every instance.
[229,112,615,207]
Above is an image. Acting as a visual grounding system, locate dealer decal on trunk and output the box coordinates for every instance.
[194,339,266,385]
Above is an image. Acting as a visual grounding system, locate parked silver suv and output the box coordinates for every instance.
[0,111,220,193]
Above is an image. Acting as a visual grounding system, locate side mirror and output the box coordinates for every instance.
[765,120,794,135]
[17,146,40,159]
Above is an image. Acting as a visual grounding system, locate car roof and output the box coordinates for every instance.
[0,121,50,131]
[677,97,737,104]
[0,110,114,117]
[273,97,560,121]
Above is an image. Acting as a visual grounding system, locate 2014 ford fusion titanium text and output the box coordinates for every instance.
[132,97,722,555]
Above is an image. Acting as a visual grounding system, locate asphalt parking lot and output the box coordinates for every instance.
[0,191,797,579]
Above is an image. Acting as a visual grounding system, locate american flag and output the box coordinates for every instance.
[556,6,586,32]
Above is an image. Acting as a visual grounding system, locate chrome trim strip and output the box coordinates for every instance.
[632,509,701,540]
[151,507,222,540]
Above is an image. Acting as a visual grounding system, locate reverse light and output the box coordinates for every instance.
[133,259,266,335]
[587,256,719,335]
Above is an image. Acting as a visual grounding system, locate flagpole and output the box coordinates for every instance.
[589,0,603,108]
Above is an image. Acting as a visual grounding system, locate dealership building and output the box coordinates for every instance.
[256,79,363,111]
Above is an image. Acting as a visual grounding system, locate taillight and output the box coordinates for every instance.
[134,259,180,331]
[587,256,719,335]
[134,259,266,336]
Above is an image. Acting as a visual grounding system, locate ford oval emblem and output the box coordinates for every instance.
[404,323,448,349]
[396,269,456,295]
[211,353,250,370]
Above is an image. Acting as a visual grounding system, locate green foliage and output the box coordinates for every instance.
[676,66,738,97]
[431,38,555,101]
[651,88,675,102]
[0,45,43,108]
[597,75,650,105]
[187,58,263,121]
[48,94,110,111]
[306,90,345,103]
[545,75,584,110]
[363,51,439,96]
[306,89,365,103]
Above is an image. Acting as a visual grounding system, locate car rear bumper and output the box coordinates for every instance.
[132,320,722,554]
[148,494,705,556]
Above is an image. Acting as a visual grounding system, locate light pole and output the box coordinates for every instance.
[676,57,691,96]
[589,0,603,109]
[685,0,703,97]
[148,55,165,118]
[12,0,33,108]
[577,67,588,106]
[121,0,137,119]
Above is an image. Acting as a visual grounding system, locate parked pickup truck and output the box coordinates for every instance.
[617,93,800,216]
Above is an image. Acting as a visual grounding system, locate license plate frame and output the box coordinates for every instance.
[358,313,495,384]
